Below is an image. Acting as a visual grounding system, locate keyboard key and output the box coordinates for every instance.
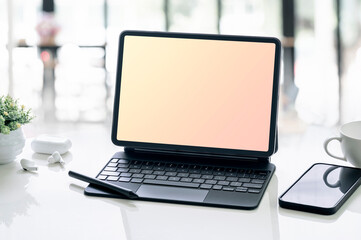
[117,168,129,173]
[104,167,117,172]
[225,172,238,177]
[226,177,238,182]
[251,179,265,184]
[255,170,268,176]
[238,169,245,174]
[153,171,165,176]
[238,177,251,183]
[222,187,235,191]
[201,166,213,175]
[118,159,129,164]
[201,175,213,180]
[144,179,200,188]
[177,173,189,177]
[110,158,118,163]
[97,175,107,180]
[142,165,153,170]
[205,180,217,185]
[118,177,131,182]
[212,185,222,190]
[178,164,189,170]
[238,173,246,177]
[225,168,238,177]
[101,171,119,176]
[248,189,261,194]
[118,164,129,168]
[201,170,213,175]
[189,165,201,173]
[189,174,201,178]
[129,164,141,169]
[153,166,164,171]
[165,163,177,168]
[165,163,177,171]
[156,176,168,180]
[165,172,177,177]
[214,176,226,181]
[153,162,165,170]
[193,179,205,184]
[189,165,201,170]
[200,184,212,189]
[230,182,242,187]
[217,181,230,186]
[107,163,118,167]
[214,171,225,176]
[144,161,153,166]
[141,170,153,174]
[214,167,224,174]
[107,176,119,181]
[165,167,177,172]
[132,173,144,178]
[169,177,181,181]
[131,178,143,183]
[129,169,141,174]
[180,177,192,182]
[144,174,156,179]
[130,160,141,165]
[242,183,263,189]
[235,187,248,192]
[201,166,213,171]
[120,173,132,177]
[239,173,251,178]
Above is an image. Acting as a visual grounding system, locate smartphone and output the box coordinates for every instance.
[279,163,361,215]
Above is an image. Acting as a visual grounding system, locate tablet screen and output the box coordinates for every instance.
[113,32,279,156]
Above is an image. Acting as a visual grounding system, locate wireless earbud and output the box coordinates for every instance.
[48,151,65,164]
[20,159,38,171]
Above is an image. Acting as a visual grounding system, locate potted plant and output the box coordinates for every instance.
[0,95,34,164]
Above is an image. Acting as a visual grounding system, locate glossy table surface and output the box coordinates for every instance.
[1,123,360,240]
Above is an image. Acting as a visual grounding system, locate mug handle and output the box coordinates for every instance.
[323,137,346,161]
[322,166,341,188]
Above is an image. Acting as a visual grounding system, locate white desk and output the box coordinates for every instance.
[1,123,360,240]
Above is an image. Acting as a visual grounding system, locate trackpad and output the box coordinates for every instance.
[137,185,208,202]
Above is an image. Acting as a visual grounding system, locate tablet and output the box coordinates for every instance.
[111,31,281,159]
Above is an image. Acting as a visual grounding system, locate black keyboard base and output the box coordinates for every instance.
[84,151,275,210]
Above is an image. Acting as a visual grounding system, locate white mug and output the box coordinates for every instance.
[324,121,361,168]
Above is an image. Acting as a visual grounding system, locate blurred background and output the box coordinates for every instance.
[1,0,361,134]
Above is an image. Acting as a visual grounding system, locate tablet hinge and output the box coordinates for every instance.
[124,147,270,163]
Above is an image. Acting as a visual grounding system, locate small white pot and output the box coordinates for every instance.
[0,127,26,164]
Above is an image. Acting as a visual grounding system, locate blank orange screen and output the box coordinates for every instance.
[117,36,276,151]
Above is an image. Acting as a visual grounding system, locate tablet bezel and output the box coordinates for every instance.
[111,30,281,159]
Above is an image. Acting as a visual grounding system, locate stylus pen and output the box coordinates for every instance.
[68,170,139,199]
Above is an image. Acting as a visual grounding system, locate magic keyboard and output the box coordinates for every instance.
[97,158,270,194]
